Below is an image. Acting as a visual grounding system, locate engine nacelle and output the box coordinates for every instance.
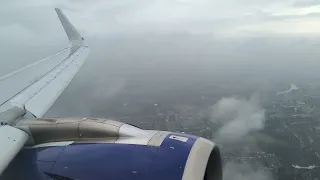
[2,117,222,180]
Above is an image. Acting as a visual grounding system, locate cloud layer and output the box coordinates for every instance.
[2,0,320,74]
[211,96,266,142]
[2,0,320,40]
[223,162,273,180]
[211,96,272,180]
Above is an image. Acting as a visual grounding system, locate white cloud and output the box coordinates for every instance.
[211,96,273,180]
[224,162,273,180]
[271,5,320,16]
[211,96,265,142]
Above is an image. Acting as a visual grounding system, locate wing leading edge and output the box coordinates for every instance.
[0,8,89,125]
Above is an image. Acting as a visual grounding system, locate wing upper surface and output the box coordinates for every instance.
[0,48,70,112]
[13,46,89,117]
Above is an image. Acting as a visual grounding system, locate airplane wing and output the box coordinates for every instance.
[0,8,89,125]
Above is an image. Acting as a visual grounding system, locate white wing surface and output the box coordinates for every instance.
[0,8,89,124]
[0,126,29,174]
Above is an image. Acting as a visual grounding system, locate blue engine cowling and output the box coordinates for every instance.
[1,118,222,180]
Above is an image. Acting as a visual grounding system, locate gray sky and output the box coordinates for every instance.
[2,0,320,39]
[0,0,320,60]
[2,0,320,84]
[2,0,320,118]
[2,0,320,66]
[3,0,320,38]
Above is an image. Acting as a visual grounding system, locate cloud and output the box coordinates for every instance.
[211,96,266,143]
[271,5,320,16]
[293,0,320,7]
[2,0,320,39]
[211,96,273,180]
[223,162,273,180]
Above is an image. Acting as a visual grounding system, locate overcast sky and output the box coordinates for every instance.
[2,0,320,117]
[2,0,320,66]
[2,0,320,85]
[3,0,320,39]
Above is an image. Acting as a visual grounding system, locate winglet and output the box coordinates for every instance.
[55,8,84,47]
